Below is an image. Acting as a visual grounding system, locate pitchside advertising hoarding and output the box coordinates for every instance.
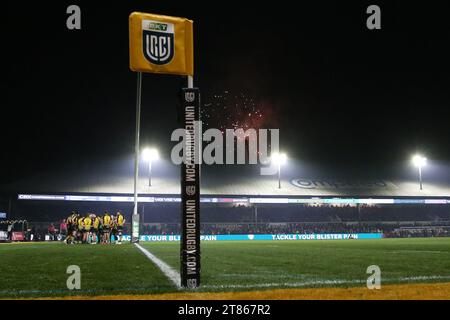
[122,233,383,242]
[0,231,8,241]
[17,194,450,204]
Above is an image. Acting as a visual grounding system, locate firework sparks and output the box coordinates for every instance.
[201,90,273,132]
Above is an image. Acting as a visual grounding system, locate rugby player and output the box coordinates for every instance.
[83,214,92,244]
[65,211,77,244]
[110,215,117,244]
[77,214,84,243]
[116,211,126,244]
[92,214,101,244]
[102,211,111,244]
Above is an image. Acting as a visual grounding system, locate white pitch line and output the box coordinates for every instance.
[201,275,450,290]
[201,279,363,290]
[134,243,181,289]
[397,275,450,281]
[2,275,449,296]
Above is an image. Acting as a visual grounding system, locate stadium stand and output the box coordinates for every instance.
[10,203,449,241]
[1,162,449,241]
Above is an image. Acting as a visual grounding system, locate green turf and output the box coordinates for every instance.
[142,238,450,292]
[1,238,449,298]
[0,243,175,298]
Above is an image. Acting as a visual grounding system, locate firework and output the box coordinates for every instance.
[201,91,272,132]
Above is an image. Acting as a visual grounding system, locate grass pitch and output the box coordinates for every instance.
[1,238,449,299]
[142,238,450,291]
[0,242,173,298]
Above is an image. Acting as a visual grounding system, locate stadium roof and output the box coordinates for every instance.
[2,157,450,199]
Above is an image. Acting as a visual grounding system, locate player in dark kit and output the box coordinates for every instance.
[110,215,117,244]
[65,212,77,244]
[77,214,84,243]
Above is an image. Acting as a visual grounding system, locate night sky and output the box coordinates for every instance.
[3,1,450,186]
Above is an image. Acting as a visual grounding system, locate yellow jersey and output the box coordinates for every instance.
[117,214,125,226]
[84,217,92,230]
[77,218,84,230]
[93,217,100,229]
[103,214,111,227]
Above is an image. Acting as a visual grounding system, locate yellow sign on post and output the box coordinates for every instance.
[129,12,194,76]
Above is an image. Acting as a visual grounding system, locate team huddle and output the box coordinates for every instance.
[65,211,126,245]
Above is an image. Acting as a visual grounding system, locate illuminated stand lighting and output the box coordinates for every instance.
[271,152,287,189]
[412,154,427,190]
[142,148,159,187]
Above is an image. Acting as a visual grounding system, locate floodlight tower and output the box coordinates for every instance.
[272,152,287,189]
[142,148,159,187]
[412,154,427,190]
